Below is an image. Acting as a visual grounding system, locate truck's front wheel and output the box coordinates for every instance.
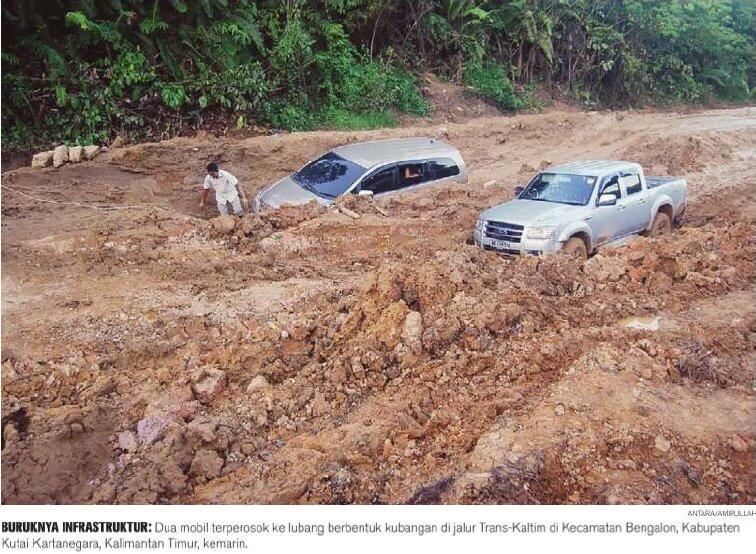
[562,237,588,259]
[650,212,672,237]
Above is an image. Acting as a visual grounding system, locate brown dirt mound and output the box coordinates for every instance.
[412,74,506,124]
[620,132,738,175]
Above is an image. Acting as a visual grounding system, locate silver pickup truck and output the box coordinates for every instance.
[473,160,687,257]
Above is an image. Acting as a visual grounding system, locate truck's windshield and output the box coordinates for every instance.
[292,152,366,199]
[519,173,597,206]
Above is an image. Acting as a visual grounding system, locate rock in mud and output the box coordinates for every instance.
[310,392,330,417]
[240,214,268,236]
[584,255,627,282]
[174,400,199,422]
[654,435,672,453]
[52,145,68,168]
[83,145,100,160]
[186,416,227,449]
[373,301,410,349]
[80,375,115,400]
[69,422,84,434]
[503,303,522,323]
[729,435,748,453]
[191,367,227,402]
[117,430,138,452]
[484,303,521,333]
[190,449,224,479]
[3,422,19,445]
[246,375,269,393]
[67,145,83,163]
[136,414,173,445]
[639,366,654,380]
[210,215,237,236]
[31,150,54,168]
[648,271,673,293]
[402,311,423,352]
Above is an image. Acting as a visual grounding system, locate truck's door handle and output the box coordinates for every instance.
[638,199,646,204]
[617,205,626,211]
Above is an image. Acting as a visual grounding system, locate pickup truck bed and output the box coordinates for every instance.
[646,176,684,189]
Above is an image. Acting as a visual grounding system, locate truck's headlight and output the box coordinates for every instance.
[525,226,555,239]
[475,218,485,231]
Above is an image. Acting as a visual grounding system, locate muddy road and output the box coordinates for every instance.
[1,107,754,504]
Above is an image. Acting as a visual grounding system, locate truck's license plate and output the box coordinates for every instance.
[490,239,511,250]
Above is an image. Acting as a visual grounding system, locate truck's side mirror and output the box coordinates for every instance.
[357,189,374,198]
[597,193,617,206]
[514,186,524,197]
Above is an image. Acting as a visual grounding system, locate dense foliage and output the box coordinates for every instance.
[2,0,753,152]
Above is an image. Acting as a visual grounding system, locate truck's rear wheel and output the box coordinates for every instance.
[562,237,588,259]
[650,212,672,237]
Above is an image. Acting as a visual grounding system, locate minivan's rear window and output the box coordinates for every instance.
[293,152,366,199]
[429,158,460,179]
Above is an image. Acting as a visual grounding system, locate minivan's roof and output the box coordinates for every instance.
[545,160,641,177]
[331,137,460,168]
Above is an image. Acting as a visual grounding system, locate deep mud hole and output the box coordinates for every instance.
[1,107,754,504]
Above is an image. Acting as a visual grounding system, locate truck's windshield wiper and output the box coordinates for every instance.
[529,197,584,206]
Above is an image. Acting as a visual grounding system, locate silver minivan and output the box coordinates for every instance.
[255,137,468,211]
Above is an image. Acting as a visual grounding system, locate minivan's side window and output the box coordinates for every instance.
[359,166,396,194]
[621,173,642,195]
[428,158,460,179]
[397,162,429,188]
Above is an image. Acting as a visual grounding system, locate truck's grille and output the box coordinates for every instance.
[484,220,524,243]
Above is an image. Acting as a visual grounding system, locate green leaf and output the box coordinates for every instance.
[65,11,90,30]
[160,84,187,110]
[170,0,187,13]
[54,85,68,107]
[140,18,169,35]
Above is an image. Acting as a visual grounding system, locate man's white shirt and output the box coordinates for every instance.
[203,170,239,201]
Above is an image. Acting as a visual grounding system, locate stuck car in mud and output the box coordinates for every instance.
[254,137,468,211]
[473,160,687,257]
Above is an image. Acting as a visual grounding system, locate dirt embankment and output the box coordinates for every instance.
[1,107,754,504]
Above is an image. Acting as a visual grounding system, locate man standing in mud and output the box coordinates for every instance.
[200,163,248,215]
